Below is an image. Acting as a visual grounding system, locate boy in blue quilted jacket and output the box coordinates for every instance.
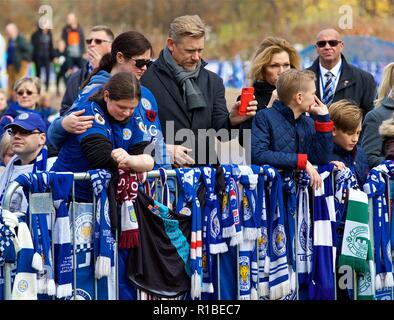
[251,69,334,188]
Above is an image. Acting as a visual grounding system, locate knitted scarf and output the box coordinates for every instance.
[308,164,336,300]
[11,219,38,299]
[201,166,227,294]
[265,166,290,300]
[256,166,270,297]
[338,188,375,300]
[115,169,147,249]
[363,161,394,290]
[50,172,74,298]
[239,240,258,300]
[162,46,206,111]
[295,170,313,287]
[89,169,114,280]
[15,172,56,296]
[221,165,242,246]
[175,168,202,299]
[334,167,358,251]
[0,214,16,265]
[282,171,297,291]
[238,165,260,241]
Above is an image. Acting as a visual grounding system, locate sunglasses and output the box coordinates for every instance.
[316,40,342,48]
[7,128,41,137]
[85,38,112,45]
[16,90,37,96]
[131,58,152,69]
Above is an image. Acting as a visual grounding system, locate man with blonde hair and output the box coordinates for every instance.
[141,15,257,166]
[252,69,334,189]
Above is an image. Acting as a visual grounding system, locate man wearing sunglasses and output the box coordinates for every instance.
[307,28,376,118]
[61,25,114,116]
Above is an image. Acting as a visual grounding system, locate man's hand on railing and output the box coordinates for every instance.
[167,144,195,167]
[306,161,322,189]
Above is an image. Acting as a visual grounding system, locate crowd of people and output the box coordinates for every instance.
[0,13,394,300]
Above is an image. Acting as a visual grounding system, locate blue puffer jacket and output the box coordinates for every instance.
[330,143,369,186]
[251,100,333,169]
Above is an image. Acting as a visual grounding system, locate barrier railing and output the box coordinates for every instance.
[1,167,392,300]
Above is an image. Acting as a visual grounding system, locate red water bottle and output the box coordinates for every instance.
[239,87,254,116]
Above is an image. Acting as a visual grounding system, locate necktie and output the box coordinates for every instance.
[322,71,335,106]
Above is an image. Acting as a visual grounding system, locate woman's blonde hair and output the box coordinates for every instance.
[0,133,12,164]
[375,62,394,107]
[13,76,41,95]
[248,37,300,83]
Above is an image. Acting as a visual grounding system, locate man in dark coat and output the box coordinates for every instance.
[307,28,376,118]
[60,25,113,115]
[141,15,257,166]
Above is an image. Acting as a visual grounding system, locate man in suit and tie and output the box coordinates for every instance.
[307,28,376,118]
[141,15,257,166]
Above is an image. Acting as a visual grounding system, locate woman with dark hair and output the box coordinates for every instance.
[51,72,154,201]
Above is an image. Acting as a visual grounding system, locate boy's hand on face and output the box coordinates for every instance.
[306,161,322,189]
[308,95,329,116]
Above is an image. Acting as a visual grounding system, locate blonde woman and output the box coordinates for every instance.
[0,76,49,134]
[362,62,394,167]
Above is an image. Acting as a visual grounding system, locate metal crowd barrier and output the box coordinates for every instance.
[2,168,390,300]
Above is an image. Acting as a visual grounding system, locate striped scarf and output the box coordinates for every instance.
[175,168,202,299]
[363,161,394,290]
[308,164,336,300]
[89,169,114,280]
[265,167,290,300]
[295,170,313,287]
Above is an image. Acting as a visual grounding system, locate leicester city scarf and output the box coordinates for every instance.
[256,166,270,297]
[89,169,114,280]
[308,164,336,300]
[295,170,313,287]
[201,166,227,294]
[175,168,202,300]
[50,172,74,298]
[15,172,56,296]
[238,165,260,241]
[239,240,258,300]
[221,165,242,246]
[363,161,394,290]
[265,166,290,300]
[11,219,38,300]
[116,169,146,249]
[0,215,16,265]
[282,171,297,291]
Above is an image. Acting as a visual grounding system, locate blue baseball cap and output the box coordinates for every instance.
[4,112,46,133]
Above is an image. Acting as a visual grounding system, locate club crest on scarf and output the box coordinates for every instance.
[272,225,286,256]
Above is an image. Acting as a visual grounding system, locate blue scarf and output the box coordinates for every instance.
[201,166,227,295]
[175,168,202,299]
[282,171,297,291]
[308,164,336,300]
[239,240,258,300]
[0,215,16,265]
[15,172,56,296]
[265,166,290,299]
[89,169,114,280]
[363,161,394,290]
[238,165,260,241]
[257,166,270,297]
[221,165,242,246]
[295,170,313,287]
